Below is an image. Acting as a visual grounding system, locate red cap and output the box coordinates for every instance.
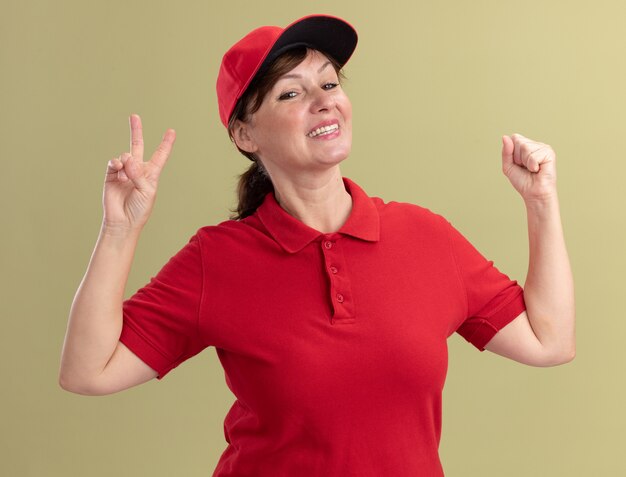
[216,14,358,128]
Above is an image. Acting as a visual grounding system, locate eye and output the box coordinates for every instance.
[278,91,297,100]
[323,82,339,90]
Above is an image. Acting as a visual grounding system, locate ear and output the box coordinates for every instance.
[231,119,258,154]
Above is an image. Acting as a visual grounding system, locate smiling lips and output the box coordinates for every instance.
[307,122,339,138]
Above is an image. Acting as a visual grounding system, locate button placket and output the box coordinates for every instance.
[320,236,355,322]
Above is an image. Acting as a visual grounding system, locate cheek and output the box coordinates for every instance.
[258,117,305,155]
[340,97,353,124]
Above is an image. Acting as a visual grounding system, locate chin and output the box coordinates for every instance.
[318,148,351,168]
[323,140,352,162]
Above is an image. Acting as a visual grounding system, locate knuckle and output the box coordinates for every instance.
[530,146,545,158]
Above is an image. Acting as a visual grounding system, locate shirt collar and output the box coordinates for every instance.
[255,177,380,254]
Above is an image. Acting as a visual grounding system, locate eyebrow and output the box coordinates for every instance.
[278,61,332,80]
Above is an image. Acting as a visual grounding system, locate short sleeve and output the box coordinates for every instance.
[447,221,527,351]
[119,233,206,379]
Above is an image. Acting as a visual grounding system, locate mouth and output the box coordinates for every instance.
[307,123,339,138]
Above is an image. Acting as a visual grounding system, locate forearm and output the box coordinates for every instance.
[59,223,142,388]
[523,194,575,356]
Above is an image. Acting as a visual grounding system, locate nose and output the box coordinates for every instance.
[310,88,334,113]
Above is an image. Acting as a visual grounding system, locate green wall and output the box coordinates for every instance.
[2,0,623,475]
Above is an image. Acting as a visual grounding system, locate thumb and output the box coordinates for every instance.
[501,135,515,173]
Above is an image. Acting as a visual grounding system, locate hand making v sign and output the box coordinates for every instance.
[103,114,176,232]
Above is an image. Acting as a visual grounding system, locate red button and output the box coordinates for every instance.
[336,293,344,303]
[324,241,333,249]
[329,266,338,274]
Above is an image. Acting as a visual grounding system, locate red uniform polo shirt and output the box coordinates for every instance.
[120,177,526,476]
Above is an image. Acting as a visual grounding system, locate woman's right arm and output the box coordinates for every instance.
[58,114,176,396]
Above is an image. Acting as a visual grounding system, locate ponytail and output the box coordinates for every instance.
[231,160,274,220]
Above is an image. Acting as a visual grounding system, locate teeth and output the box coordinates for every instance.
[308,124,339,138]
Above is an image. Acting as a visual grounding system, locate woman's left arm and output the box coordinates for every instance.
[484,134,575,367]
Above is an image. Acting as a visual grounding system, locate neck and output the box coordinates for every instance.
[270,167,352,234]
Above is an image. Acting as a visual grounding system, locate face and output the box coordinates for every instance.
[236,49,353,178]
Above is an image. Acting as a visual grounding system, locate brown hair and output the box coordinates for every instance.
[228,47,344,220]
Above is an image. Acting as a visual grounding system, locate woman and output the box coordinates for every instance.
[59,14,575,476]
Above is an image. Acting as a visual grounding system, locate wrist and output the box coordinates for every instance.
[100,221,143,241]
[523,193,560,212]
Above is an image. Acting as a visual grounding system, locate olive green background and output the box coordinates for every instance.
[1,0,623,475]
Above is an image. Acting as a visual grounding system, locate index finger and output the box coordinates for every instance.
[129,114,144,160]
[511,133,527,166]
[501,135,514,162]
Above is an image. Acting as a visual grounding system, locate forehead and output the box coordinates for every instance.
[274,49,334,81]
